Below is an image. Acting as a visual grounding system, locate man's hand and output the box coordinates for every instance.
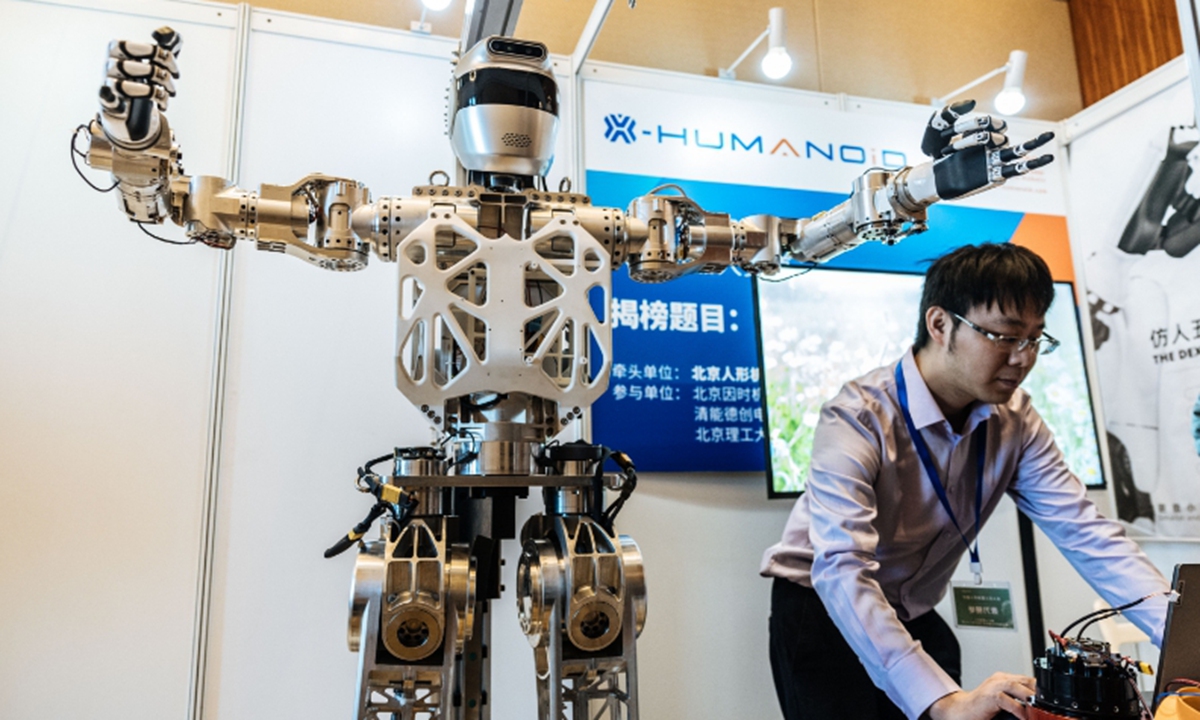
[926,672,1036,720]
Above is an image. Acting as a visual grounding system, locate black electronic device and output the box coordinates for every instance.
[1030,635,1143,719]
[1153,564,1200,712]
[1023,583,1192,719]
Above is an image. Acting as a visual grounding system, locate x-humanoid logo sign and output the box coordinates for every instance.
[604,114,638,143]
[600,111,908,168]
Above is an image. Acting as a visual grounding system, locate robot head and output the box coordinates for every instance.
[450,37,559,190]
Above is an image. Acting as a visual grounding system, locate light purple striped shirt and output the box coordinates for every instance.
[761,349,1169,720]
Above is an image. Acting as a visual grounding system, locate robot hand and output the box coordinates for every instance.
[98,27,182,149]
[1165,124,1199,161]
[920,99,1054,200]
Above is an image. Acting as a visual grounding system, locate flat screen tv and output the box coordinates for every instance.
[755,268,1106,498]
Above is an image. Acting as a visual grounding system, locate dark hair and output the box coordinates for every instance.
[914,243,1055,350]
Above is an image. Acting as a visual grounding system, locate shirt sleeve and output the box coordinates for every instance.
[1007,402,1170,645]
[807,398,960,720]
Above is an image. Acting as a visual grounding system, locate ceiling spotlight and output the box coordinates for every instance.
[993,50,1027,115]
[412,0,451,34]
[720,7,792,82]
[761,8,792,80]
[932,49,1030,116]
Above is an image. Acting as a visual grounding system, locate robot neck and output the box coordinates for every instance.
[467,169,541,193]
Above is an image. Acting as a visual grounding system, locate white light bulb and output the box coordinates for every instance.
[761,47,792,80]
[994,87,1026,115]
[422,0,452,11]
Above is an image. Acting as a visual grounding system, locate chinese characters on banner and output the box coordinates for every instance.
[1149,318,1200,363]
[591,272,765,472]
[611,298,722,333]
[685,364,764,445]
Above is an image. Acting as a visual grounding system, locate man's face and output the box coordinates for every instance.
[943,302,1046,405]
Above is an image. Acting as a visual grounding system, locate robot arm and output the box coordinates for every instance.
[79,28,376,271]
[618,100,1055,282]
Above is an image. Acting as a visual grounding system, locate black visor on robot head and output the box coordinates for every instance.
[456,68,559,116]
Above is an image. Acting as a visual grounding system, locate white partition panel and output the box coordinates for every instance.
[612,473,794,719]
[0,1,238,718]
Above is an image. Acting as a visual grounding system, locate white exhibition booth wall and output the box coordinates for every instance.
[0,2,239,718]
[0,1,1195,719]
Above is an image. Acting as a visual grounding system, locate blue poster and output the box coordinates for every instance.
[594,271,763,472]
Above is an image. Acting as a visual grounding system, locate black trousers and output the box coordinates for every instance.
[769,577,961,720]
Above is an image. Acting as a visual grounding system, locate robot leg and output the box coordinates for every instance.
[517,486,646,720]
[348,484,476,720]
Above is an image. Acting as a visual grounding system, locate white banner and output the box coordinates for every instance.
[1069,76,1200,538]
[583,70,1066,216]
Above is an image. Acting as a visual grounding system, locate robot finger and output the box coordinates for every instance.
[151,26,182,58]
[930,99,977,131]
[922,99,978,157]
[105,58,176,96]
[97,83,128,119]
[944,113,1007,137]
[941,130,1008,155]
[108,77,154,100]
[996,131,1054,162]
[107,78,171,111]
[107,39,179,78]
[999,154,1054,179]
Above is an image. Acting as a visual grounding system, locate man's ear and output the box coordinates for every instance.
[926,306,952,349]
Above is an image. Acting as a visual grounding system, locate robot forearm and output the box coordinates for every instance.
[181,173,374,271]
[615,171,927,281]
[85,128,378,271]
[788,165,930,264]
[617,101,1055,282]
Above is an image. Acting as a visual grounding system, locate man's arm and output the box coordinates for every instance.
[807,393,1043,720]
[806,398,962,719]
[1007,402,1170,643]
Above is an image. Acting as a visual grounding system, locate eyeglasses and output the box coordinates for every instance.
[950,312,1061,356]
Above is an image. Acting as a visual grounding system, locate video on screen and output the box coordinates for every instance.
[756,268,1105,496]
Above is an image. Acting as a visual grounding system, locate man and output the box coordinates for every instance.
[761,243,1171,720]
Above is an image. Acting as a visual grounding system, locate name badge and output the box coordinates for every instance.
[952,581,1015,630]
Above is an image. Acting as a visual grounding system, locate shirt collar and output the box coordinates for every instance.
[899,348,994,434]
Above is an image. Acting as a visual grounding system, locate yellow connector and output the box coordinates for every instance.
[379,484,404,504]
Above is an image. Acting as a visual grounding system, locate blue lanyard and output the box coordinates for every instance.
[894,363,987,585]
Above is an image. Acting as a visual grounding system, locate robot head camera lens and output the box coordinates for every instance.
[486,38,547,61]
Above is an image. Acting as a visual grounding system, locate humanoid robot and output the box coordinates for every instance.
[75,25,1053,720]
